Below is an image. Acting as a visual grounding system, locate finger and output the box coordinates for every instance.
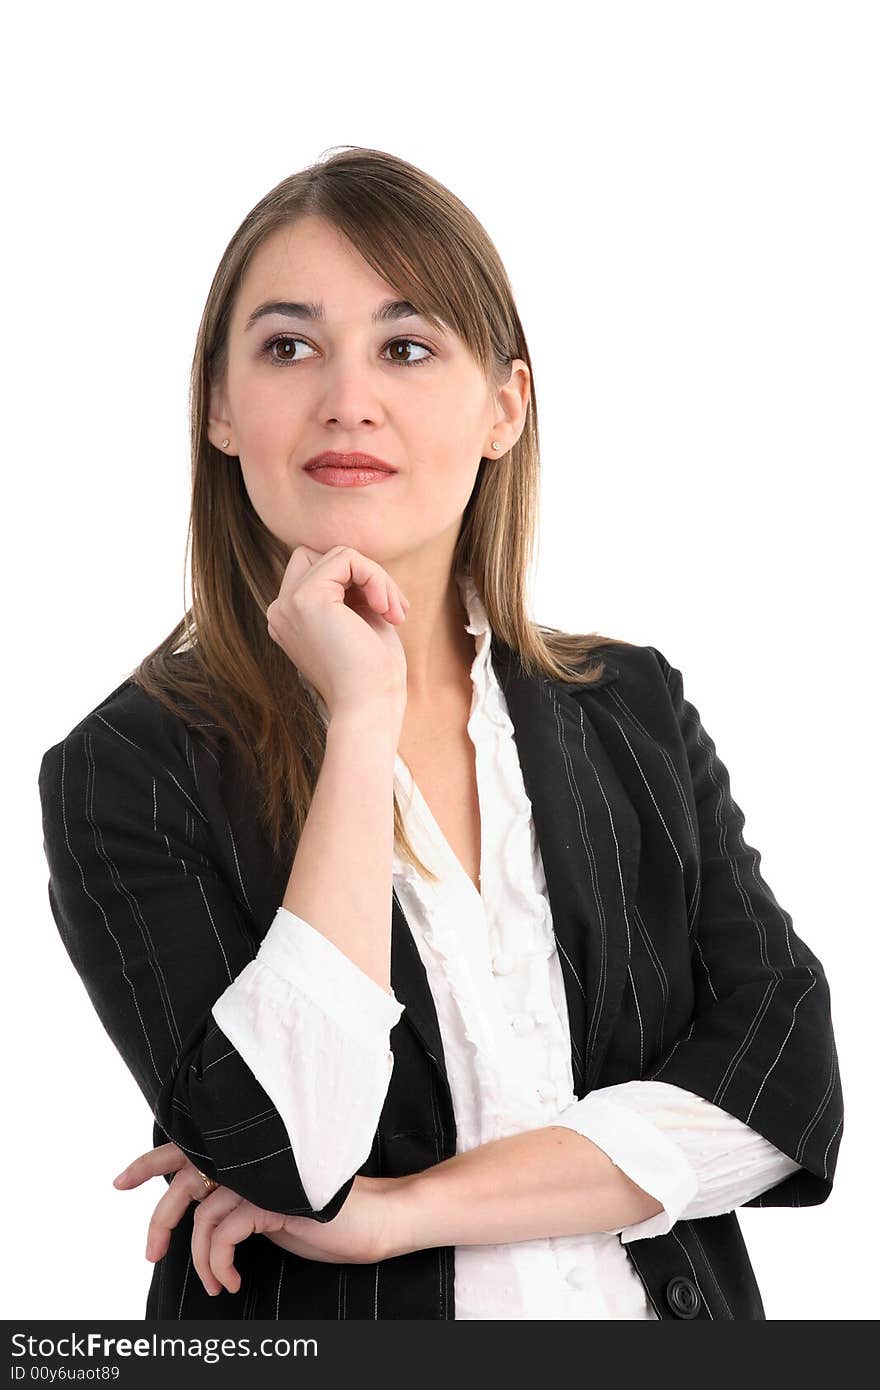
[208,1203,270,1295]
[318,547,394,617]
[365,564,392,615]
[376,564,409,613]
[275,544,325,604]
[380,579,406,622]
[268,544,343,636]
[277,545,408,629]
[113,1143,188,1188]
[145,1168,209,1263]
[193,1190,246,1296]
[347,554,404,621]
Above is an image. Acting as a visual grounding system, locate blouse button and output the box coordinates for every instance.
[565,1266,589,1289]
[531,1002,555,1025]
[537,1081,557,1101]
[492,952,515,975]
[511,1012,536,1036]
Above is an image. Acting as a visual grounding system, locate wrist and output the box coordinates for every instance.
[329,693,406,734]
[382,1173,426,1260]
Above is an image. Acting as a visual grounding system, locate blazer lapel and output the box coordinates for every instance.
[390,633,642,1106]
[490,634,641,1094]
[390,888,451,1093]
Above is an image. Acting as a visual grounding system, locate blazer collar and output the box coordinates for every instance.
[391,632,642,1109]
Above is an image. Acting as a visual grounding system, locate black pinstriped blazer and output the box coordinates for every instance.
[38,636,843,1320]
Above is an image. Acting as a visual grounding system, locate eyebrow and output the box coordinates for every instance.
[243,297,431,333]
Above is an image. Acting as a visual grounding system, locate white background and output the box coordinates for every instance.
[7,0,876,1321]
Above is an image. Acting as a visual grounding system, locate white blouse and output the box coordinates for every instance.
[213,573,801,1319]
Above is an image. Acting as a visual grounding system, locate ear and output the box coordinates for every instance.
[206,379,234,453]
[489,358,531,454]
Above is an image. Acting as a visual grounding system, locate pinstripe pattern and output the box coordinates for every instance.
[38,639,842,1319]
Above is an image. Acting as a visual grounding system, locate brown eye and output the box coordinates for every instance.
[385,339,432,367]
[260,334,434,369]
[263,335,311,365]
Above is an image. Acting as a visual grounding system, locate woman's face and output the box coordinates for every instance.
[207,215,528,565]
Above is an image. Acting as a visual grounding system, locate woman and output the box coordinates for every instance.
[38,147,842,1320]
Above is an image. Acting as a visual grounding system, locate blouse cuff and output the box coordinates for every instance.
[254,905,406,1039]
[553,1090,699,1243]
[211,907,405,1210]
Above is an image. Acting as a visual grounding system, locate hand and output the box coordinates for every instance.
[113,1141,238,1293]
[113,1142,415,1296]
[266,544,411,722]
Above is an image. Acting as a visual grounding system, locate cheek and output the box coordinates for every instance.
[411,458,482,523]
[237,465,274,529]
[241,396,297,456]
[407,390,486,468]
[237,448,286,517]
[230,366,300,449]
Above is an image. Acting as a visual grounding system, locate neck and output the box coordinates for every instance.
[396,573,476,703]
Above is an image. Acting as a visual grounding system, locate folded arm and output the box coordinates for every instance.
[39,711,400,1222]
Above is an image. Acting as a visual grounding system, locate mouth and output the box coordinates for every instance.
[303,451,398,474]
[305,463,398,488]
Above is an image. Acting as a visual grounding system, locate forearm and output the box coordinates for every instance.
[282,703,403,994]
[392,1126,664,1254]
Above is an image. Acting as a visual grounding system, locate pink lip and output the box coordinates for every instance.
[306,466,397,488]
[304,450,397,473]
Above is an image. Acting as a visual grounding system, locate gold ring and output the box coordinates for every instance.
[196,1168,219,1193]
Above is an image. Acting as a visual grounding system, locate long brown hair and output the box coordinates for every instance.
[129,146,631,884]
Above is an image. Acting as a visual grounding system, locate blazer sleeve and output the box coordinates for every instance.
[37,708,398,1222]
[554,1079,802,1241]
[212,905,404,1210]
[637,647,844,1208]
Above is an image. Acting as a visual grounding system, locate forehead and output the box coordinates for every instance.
[233,219,460,343]
[239,219,399,308]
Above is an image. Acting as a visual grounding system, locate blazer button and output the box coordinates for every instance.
[665,1276,701,1318]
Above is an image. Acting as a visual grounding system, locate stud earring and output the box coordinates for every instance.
[491,441,501,451]
[221,439,230,448]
